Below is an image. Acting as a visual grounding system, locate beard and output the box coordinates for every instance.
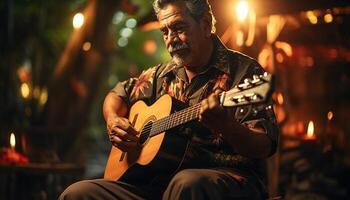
[172,53,188,66]
[168,42,190,66]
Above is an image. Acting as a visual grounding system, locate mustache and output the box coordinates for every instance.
[168,42,189,53]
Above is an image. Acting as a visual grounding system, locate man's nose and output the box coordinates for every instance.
[167,30,180,43]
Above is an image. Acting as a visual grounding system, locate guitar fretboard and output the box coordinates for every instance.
[149,103,201,137]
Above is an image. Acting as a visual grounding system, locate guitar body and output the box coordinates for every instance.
[104,95,189,182]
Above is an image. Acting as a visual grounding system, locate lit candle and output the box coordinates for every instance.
[304,121,316,140]
[10,132,16,151]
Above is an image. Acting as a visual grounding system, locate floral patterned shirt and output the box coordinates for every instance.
[112,35,279,182]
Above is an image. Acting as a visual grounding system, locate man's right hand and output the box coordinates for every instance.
[106,115,139,152]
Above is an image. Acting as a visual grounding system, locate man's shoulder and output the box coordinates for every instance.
[226,48,260,67]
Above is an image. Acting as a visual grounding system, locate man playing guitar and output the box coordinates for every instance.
[60,0,279,199]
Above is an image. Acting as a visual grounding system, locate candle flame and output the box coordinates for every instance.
[307,121,314,137]
[10,132,16,149]
[327,111,333,121]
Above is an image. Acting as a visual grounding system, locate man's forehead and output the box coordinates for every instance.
[158,10,185,21]
[157,2,189,21]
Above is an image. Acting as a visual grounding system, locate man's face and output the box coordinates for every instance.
[157,1,211,67]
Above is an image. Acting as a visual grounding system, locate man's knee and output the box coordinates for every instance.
[168,169,213,189]
[59,180,97,200]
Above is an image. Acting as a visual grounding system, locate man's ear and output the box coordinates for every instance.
[200,13,212,37]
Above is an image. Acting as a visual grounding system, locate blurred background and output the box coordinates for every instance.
[0,0,350,199]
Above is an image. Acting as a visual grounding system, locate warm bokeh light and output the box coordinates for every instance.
[258,47,271,69]
[73,12,84,29]
[307,121,315,138]
[17,66,31,83]
[276,53,284,63]
[33,86,40,99]
[236,30,244,46]
[245,10,256,47]
[306,56,314,67]
[327,111,334,121]
[236,0,249,22]
[277,92,284,105]
[275,41,293,57]
[143,39,157,55]
[82,42,91,51]
[39,88,48,106]
[21,83,30,98]
[10,132,16,150]
[324,13,333,23]
[306,11,318,24]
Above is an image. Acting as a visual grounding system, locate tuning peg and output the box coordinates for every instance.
[244,93,255,98]
[251,75,261,84]
[231,95,246,103]
[244,93,261,101]
[237,82,250,89]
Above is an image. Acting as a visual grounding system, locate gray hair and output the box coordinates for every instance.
[153,0,216,33]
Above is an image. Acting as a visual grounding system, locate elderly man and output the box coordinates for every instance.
[59,0,278,199]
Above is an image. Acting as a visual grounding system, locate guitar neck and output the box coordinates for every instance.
[148,73,273,137]
[150,103,201,137]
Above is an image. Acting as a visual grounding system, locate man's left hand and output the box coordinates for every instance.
[199,94,231,133]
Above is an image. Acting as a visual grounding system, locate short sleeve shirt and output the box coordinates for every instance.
[112,35,279,180]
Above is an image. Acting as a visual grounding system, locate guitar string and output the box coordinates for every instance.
[153,103,200,131]
[140,92,224,135]
[146,103,202,136]
[146,104,198,134]
[139,103,200,136]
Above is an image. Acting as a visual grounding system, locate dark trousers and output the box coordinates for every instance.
[59,168,263,200]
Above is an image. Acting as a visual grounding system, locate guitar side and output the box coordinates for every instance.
[104,95,173,180]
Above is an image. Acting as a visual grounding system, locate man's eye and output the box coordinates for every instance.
[161,30,168,36]
[177,29,184,33]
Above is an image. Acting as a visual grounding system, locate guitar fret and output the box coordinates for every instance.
[150,103,202,137]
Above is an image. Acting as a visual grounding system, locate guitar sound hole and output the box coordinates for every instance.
[138,121,153,146]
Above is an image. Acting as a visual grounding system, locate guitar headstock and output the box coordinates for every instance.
[220,73,274,107]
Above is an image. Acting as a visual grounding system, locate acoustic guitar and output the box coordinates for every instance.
[104,73,274,182]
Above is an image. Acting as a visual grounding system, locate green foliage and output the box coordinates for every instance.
[0,0,86,128]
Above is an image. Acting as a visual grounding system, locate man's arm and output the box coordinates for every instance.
[103,92,138,152]
[221,119,272,158]
[103,91,128,120]
[199,95,274,159]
